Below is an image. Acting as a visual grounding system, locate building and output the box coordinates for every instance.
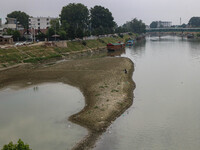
[29,17,56,30]
[3,18,17,30]
[157,21,172,28]
[0,35,13,45]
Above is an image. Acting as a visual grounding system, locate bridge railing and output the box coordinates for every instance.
[146,28,200,32]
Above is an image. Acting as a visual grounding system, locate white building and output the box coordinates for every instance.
[29,17,56,30]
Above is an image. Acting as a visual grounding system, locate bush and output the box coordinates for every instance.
[81,40,87,46]
[98,39,105,43]
[118,33,124,38]
[2,139,31,150]
[128,32,133,36]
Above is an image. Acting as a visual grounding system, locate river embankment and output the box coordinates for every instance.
[0,34,134,70]
[0,57,135,150]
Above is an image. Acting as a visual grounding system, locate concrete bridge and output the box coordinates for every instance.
[146,28,200,33]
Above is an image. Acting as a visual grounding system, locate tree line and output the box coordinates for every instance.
[5,3,146,41]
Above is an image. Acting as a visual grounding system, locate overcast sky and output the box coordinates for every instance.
[1,0,200,26]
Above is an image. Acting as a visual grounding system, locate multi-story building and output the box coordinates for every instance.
[29,17,56,30]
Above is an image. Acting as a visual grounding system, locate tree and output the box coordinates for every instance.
[2,139,31,150]
[150,21,158,28]
[60,3,89,39]
[58,30,67,40]
[123,18,146,34]
[46,28,55,40]
[90,5,115,35]
[50,18,60,32]
[6,29,21,41]
[7,11,29,29]
[188,17,200,27]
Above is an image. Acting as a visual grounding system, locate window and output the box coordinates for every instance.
[47,22,49,25]
[37,19,40,21]
[38,23,40,25]
[38,27,40,30]
[47,18,49,21]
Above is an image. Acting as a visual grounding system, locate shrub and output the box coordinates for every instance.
[118,33,124,38]
[2,139,31,150]
[81,40,87,46]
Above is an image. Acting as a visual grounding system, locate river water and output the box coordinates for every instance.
[1,36,200,150]
[0,83,87,150]
[94,36,200,150]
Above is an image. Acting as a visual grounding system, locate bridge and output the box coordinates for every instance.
[146,28,200,33]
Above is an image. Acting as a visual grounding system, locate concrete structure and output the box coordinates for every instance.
[29,17,56,30]
[3,18,17,30]
[0,35,13,45]
[157,21,172,28]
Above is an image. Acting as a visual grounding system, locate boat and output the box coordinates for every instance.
[107,42,125,51]
[126,39,134,46]
[187,34,194,39]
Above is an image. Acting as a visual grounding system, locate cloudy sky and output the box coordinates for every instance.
[1,0,200,26]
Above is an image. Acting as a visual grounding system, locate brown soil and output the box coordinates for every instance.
[0,57,135,150]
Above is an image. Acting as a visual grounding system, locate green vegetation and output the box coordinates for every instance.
[90,5,116,35]
[2,139,31,150]
[7,11,29,29]
[150,21,158,28]
[188,17,200,27]
[0,34,133,67]
[60,3,89,39]
[115,18,146,34]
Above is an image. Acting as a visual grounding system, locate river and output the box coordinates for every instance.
[94,36,200,150]
[1,36,200,150]
[0,83,87,150]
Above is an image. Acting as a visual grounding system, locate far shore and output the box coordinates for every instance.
[0,57,135,150]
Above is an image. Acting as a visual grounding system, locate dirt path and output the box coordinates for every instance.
[0,57,135,150]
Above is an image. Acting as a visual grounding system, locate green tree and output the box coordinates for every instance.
[123,18,146,34]
[58,30,67,40]
[50,18,60,32]
[188,17,200,27]
[60,3,89,39]
[6,29,21,41]
[46,28,55,40]
[90,5,115,35]
[150,21,158,28]
[7,11,29,29]
[36,31,46,41]
[2,139,31,150]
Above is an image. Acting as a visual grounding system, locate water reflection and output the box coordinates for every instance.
[0,83,87,150]
[107,49,125,57]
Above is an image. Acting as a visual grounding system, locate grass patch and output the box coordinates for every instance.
[111,89,119,93]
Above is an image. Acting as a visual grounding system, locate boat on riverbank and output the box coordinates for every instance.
[126,39,135,46]
[107,42,125,51]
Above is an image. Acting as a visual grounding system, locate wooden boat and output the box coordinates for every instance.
[107,42,125,51]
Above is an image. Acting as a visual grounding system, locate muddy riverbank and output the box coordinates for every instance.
[0,57,135,150]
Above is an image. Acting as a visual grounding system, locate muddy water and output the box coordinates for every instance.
[0,83,87,150]
[95,36,200,150]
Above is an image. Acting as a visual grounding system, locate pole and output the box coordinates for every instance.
[32,27,33,43]
[55,22,56,41]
